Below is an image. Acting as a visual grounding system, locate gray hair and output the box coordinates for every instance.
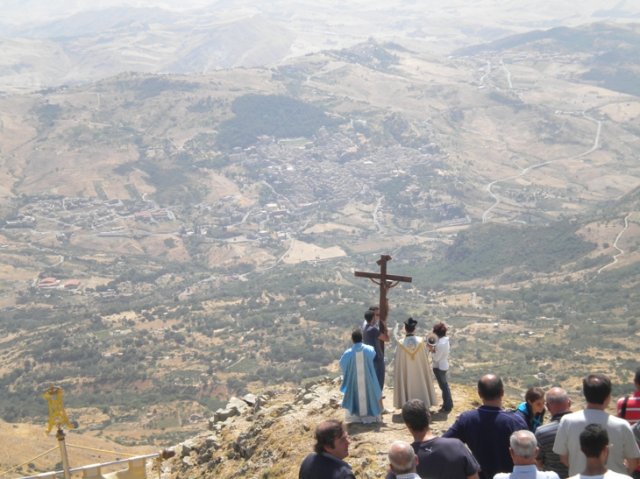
[388,441,416,474]
[545,387,569,405]
[510,430,538,458]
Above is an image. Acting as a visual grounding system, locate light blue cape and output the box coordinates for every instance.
[339,342,382,417]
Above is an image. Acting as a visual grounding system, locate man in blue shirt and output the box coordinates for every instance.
[443,374,528,479]
[299,419,355,479]
[494,430,559,479]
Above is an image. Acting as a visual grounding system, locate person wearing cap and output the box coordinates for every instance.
[393,317,437,410]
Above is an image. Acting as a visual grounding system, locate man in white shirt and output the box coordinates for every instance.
[553,374,640,477]
[568,423,633,479]
[494,430,560,479]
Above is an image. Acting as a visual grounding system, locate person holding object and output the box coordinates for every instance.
[429,322,453,414]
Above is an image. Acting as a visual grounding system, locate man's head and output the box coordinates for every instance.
[404,317,417,334]
[582,373,612,406]
[478,374,504,403]
[509,430,539,465]
[401,399,430,433]
[313,420,350,459]
[351,328,363,344]
[580,423,609,461]
[635,367,640,390]
[388,441,418,475]
[364,310,375,324]
[545,387,572,416]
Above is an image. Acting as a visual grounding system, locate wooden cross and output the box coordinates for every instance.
[354,254,412,328]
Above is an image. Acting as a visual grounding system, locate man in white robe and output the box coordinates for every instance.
[393,317,437,410]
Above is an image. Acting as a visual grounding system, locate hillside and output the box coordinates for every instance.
[0,21,638,460]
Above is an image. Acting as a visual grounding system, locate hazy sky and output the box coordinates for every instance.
[1,0,215,24]
[4,0,640,26]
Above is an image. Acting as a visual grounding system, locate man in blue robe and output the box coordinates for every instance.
[339,328,382,423]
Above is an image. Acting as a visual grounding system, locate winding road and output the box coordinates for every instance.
[481,112,602,223]
[596,213,631,275]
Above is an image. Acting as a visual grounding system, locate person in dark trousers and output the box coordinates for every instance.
[429,321,453,413]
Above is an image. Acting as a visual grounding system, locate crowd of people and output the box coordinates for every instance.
[299,310,640,479]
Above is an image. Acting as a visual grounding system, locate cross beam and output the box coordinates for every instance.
[354,254,412,327]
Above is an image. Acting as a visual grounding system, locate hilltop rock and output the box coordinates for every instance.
[159,379,487,479]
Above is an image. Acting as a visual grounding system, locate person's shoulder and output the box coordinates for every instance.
[606,413,634,429]
[434,436,469,450]
[603,471,635,479]
[363,343,376,353]
[457,408,478,419]
[537,470,561,479]
[493,473,510,479]
[299,452,319,470]
[559,410,583,423]
[341,346,354,357]
[498,408,528,428]
[616,395,628,404]
[450,408,478,424]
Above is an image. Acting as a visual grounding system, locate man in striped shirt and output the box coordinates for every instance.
[617,368,640,425]
[536,387,572,478]
[617,368,640,479]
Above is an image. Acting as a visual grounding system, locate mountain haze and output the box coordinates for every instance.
[2,1,640,93]
[0,12,639,477]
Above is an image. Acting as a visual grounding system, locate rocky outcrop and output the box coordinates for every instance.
[161,379,478,479]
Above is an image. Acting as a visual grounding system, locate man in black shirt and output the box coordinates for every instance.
[386,399,480,479]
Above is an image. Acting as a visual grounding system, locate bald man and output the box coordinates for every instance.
[536,387,572,478]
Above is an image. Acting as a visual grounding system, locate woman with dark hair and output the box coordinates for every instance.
[429,322,453,413]
[515,386,545,432]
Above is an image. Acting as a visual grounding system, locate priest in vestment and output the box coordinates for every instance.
[339,328,382,423]
[393,317,437,410]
